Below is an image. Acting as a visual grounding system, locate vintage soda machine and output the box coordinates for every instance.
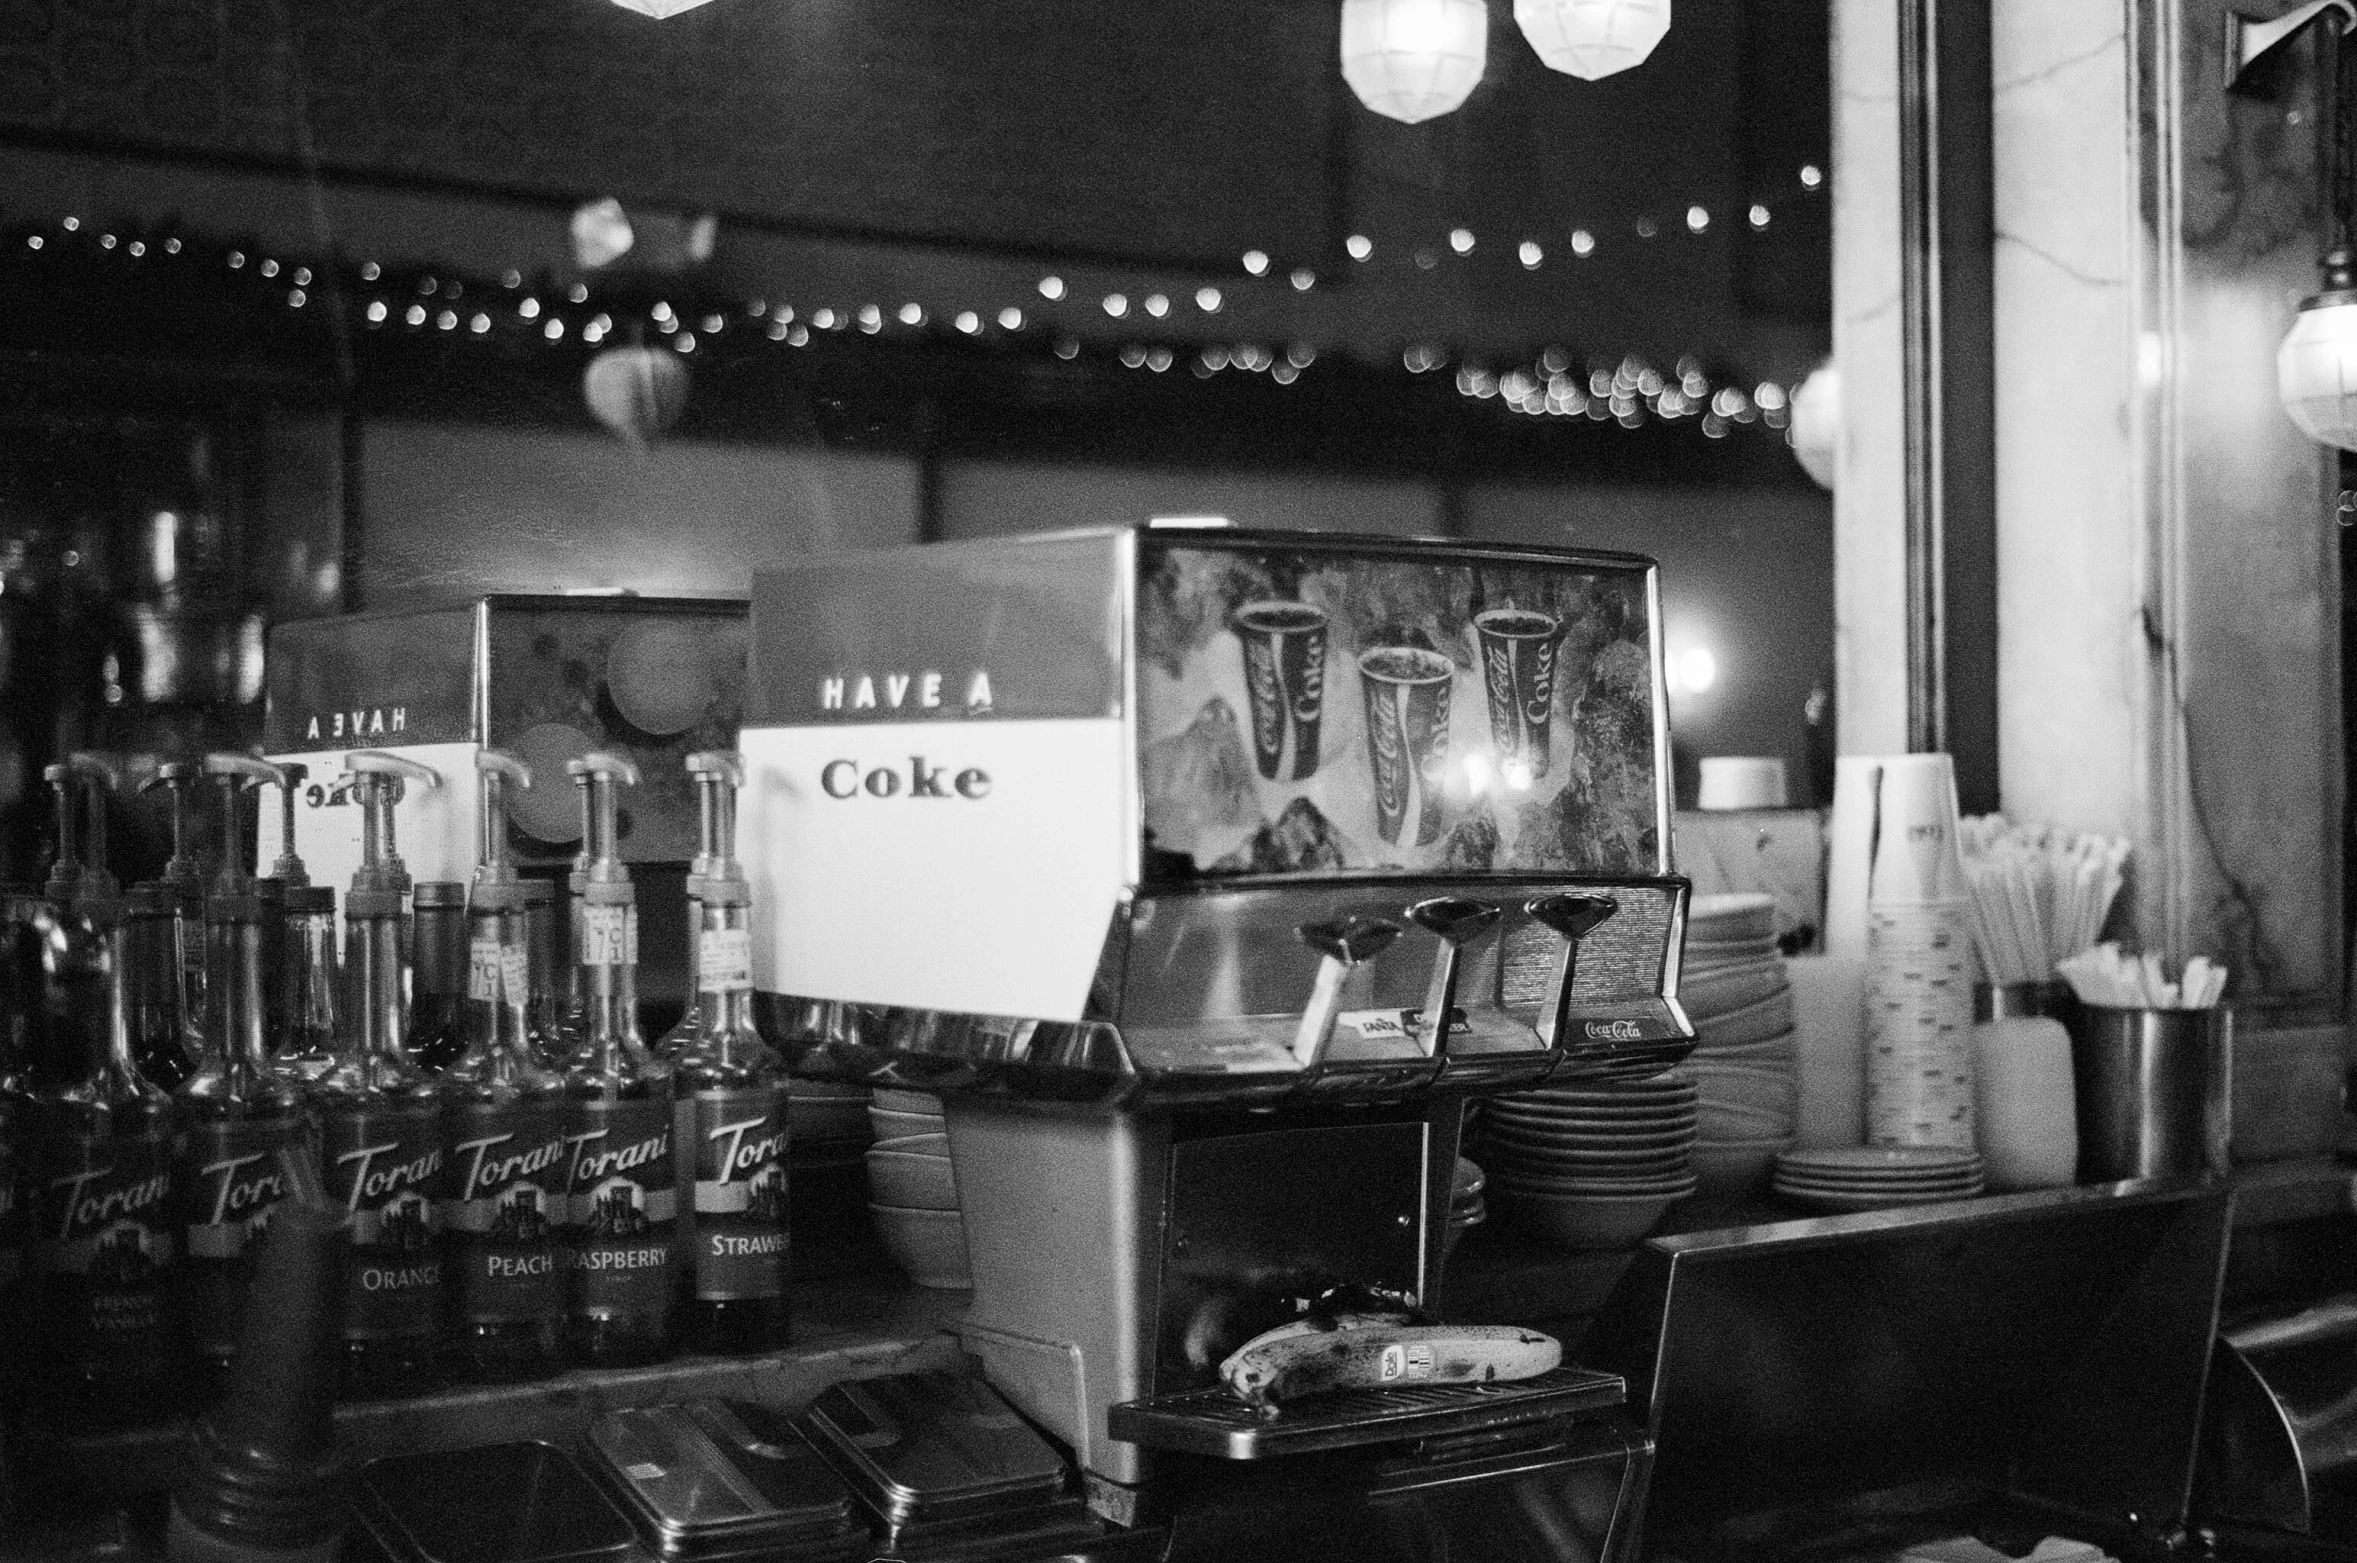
[741,528,1692,1558]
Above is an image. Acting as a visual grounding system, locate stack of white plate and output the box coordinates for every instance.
[1681,893,1797,1199]
[1771,1145,1986,1212]
[1475,1076,1699,1250]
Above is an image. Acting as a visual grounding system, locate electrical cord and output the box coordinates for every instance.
[2138,603,2289,994]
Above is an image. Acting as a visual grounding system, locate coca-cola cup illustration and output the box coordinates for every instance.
[1358,646,1456,846]
[1474,607,1566,781]
[1231,600,1330,781]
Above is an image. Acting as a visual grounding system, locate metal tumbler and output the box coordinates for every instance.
[2072,1004,2232,1182]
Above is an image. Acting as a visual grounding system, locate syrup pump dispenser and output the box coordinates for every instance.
[657,754,736,1060]
[144,759,211,1061]
[444,752,567,1383]
[342,753,440,1065]
[561,751,678,1367]
[45,752,123,910]
[208,755,291,1056]
[262,761,309,888]
[673,751,791,1355]
[174,755,311,1404]
[42,761,84,907]
[1526,894,1620,1047]
[309,761,444,1400]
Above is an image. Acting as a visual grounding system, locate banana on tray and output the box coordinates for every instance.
[1219,1316,1562,1410]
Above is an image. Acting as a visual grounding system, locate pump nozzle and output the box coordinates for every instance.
[203,755,282,898]
[141,760,208,893]
[470,751,532,909]
[63,752,124,906]
[684,751,744,891]
[43,762,83,903]
[342,752,441,908]
[264,761,309,887]
[564,753,640,889]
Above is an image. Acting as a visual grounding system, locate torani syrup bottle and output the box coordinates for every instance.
[171,756,316,1407]
[32,759,182,1431]
[560,752,676,1367]
[441,752,567,1382]
[317,758,450,1398]
[674,753,791,1354]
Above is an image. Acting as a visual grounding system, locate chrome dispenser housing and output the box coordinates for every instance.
[741,528,1693,1108]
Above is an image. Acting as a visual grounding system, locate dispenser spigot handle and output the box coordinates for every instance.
[1291,916,1403,1070]
[1525,894,1618,1047]
[1405,897,1501,1058]
[202,753,281,896]
[265,760,309,887]
[684,752,743,788]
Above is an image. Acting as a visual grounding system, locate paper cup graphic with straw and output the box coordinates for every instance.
[1473,607,1565,783]
[1359,645,1455,846]
[1232,600,1330,781]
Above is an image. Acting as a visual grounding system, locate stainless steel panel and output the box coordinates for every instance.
[1585,1180,2232,1561]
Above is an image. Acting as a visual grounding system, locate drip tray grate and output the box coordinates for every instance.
[1107,1365,1624,1460]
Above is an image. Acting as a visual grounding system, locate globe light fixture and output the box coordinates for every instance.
[1789,363,1840,490]
[1513,0,1671,81]
[584,346,690,443]
[1340,0,1488,124]
[2227,2,2357,448]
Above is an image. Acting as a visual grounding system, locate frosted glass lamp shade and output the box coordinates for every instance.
[610,0,716,16]
[584,347,690,443]
[2278,293,2357,451]
[1341,0,1488,124]
[1514,0,1671,80]
[1789,362,1840,489]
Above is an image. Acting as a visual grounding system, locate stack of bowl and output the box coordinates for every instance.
[1770,1145,1987,1211]
[784,1079,875,1147]
[865,1089,970,1288]
[1681,893,1797,1201]
[1474,1075,1699,1250]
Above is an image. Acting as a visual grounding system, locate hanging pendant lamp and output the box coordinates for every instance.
[609,0,716,17]
[1340,0,1488,124]
[1513,0,1671,81]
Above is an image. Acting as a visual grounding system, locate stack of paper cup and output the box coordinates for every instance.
[1861,755,1977,1150]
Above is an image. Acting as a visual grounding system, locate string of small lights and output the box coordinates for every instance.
[1,202,1819,443]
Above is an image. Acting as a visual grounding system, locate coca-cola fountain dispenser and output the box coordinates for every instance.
[741,528,1692,1561]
